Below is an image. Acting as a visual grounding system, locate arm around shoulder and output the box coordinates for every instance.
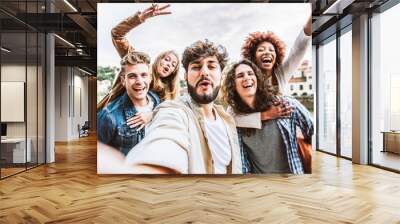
[227,106,262,129]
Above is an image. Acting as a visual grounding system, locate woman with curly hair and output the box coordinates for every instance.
[242,16,311,94]
[232,16,312,130]
[223,59,313,174]
[98,4,180,129]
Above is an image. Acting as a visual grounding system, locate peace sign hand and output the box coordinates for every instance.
[138,4,171,22]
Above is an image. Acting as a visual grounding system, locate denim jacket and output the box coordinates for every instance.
[97,91,160,155]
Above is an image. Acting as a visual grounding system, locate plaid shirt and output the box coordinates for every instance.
[238,96,313,174]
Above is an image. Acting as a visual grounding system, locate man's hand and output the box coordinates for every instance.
[127,111,154,131]
[138,4,171,22]
[261,99,293,121]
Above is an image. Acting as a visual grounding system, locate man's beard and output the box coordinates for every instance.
[187,80,220,104]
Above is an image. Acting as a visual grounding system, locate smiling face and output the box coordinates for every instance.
[234,64,257,104]
[185,56,221,104]
[156,52,178,78]
[121,63,151,105]
[254,41,277,73]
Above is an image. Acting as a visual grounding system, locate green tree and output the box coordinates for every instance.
[97,66,118,82]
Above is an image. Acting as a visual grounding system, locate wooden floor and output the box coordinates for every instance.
[1,135,400,223]
[1,167,26,178]
[372,150,400,171]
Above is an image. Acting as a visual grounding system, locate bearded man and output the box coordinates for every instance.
[124,40,243,174]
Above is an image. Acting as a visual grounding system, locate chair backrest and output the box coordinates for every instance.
[82,121,90,129]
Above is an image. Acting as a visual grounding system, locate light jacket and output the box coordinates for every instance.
[124,95,243,174]
[111,11,142,58]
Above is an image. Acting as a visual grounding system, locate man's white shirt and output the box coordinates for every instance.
[203,111,232,174]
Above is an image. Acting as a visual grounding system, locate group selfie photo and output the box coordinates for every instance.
[96,3,314,175]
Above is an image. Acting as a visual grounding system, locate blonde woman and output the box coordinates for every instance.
[98,4,180,129]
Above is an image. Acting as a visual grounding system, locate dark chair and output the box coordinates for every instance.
[79,121,90,138]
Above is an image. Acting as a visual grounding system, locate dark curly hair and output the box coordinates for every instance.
[182,39,228,73]
[223,59,277,136]
[241,31,286,70]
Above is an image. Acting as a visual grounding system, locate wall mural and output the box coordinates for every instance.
[97,3,313,175]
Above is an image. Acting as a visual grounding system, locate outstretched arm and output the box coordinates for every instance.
[124,104,190,174]
[304,15,312,36]
[111,4,172,58]
[278,15,312,89]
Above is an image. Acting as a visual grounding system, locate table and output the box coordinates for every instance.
[381,131,400,154]
[1,138,31,163]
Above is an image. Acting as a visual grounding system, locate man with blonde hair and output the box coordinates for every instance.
[97,51,160,155]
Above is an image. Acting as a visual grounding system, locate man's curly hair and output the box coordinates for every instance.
[241,31,286,68]
[182,39,228,72]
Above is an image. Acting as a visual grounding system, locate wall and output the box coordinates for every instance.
[54,67,69,141]
[54,67,89,141]
[1,64,42,138]
[1,65,25,138]
[1,63,45,165]
[88,77,97,131]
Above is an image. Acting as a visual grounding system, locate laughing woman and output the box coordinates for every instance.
[232,16,312,129]
[98,4,180,129]
[223,59,313,174]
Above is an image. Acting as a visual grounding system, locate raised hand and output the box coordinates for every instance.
[138,4,171,22]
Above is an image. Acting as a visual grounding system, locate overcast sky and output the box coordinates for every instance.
[98,3,311,70]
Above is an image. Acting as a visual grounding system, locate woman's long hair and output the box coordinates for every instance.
[223,59,277,136]
[97,51,180,111]
[97,71,125,112]
[150,50,180,101]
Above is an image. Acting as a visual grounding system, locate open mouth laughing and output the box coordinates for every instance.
[132,86,146,94]
[261,55,274,66]
[242,81,255,89]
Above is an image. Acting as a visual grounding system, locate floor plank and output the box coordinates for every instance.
[1,135,399,223]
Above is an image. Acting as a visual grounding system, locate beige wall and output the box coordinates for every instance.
[54,67,89,141]
[1,64,45,164]
[88,77,97,131]
[1,65,43,138]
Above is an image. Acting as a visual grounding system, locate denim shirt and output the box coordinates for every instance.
[97,91,160,155]
[238,96,314,174]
